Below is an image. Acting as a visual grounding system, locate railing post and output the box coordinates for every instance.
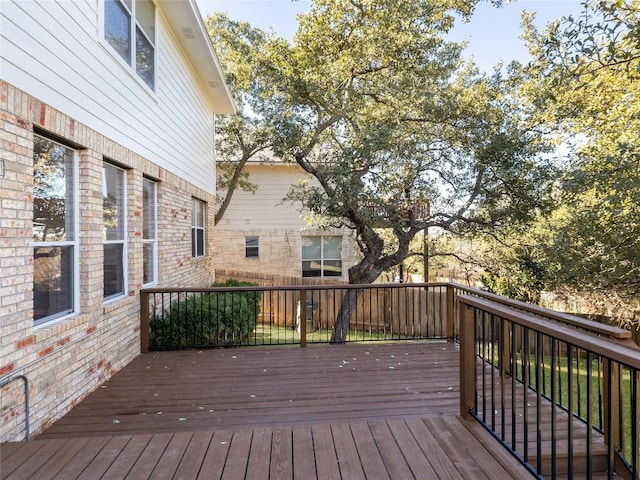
[602,359,621,457]
[459,301,475,419]
[300,288,307,348]
[140,290,150,354]
[446,285,455,342]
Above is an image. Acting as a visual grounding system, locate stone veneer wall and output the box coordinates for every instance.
[0,81,217,441]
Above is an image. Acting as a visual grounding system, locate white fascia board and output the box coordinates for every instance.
[157,0,236,114]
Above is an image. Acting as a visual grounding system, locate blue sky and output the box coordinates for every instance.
[197,0,585,73]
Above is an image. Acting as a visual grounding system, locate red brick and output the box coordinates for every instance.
[16,336,34,349]
[0,363,15,376]
[39,103,46,125]
[86,326,97,334]
[38,346,54,357]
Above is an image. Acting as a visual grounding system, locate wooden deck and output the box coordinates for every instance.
[0,343,542,479]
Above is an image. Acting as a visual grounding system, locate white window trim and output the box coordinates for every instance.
[33,137,80,327]
[143,178,158,286]
[302,235,343,278]
[103,163,128,303]
[98,0,158,97]
[192,198,206,258]
[245,236,259,258]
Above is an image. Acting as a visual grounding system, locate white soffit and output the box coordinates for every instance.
[157,0,236,114]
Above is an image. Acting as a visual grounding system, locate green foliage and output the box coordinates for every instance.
[514,0,640,314]
[481,245,546,304]
[150,280,262,349]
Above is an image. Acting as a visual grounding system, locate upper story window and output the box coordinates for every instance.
[104,0,156,89]
[33,135,78,325]
[103,162,127,300]
[245,236,259,258]
[302,236,342,278]
[143,178,157,285]
[192,198,205,258]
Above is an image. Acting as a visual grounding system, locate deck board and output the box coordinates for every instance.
[269,427,292,480]
[331,422,366,480]
[38,343,459,438]
[100,433,153,480]
[245,427,271,480]
[1,342,605,479]
[291,424,315,479]
[197,430,232,480]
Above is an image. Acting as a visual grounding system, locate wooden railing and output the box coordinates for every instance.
[141,281,631,351]
[459,294,640,479]
[450,283,634,343]
[140,283,451,351]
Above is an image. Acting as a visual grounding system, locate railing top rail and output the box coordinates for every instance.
[140,282,446,295]
[449,282,631,340]
[459,294,640,368]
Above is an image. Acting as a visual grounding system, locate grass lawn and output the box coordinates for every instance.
[250,324,420,345]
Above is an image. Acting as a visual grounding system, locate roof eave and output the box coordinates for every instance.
[157,0,237,115]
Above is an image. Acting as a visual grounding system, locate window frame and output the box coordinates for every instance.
[245,236,259,258]
[101,0,157,92]
[32,135,80,326]
[191,198,206,258]
[302,235,343,278]
[103,161,128,302]
[142,177,157,286]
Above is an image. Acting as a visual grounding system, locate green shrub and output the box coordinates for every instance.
[150,280,262,349]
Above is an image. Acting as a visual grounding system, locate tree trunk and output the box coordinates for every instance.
[330,288,361,343]
[330,263,380,343]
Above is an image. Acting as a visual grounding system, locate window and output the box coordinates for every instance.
[245,236,259,258]
[103,162,126,300]
[192,198,205,258]
[33,135,78,324]
[302,236,342,277]
[104,0,155,89]
[142,178,157,285]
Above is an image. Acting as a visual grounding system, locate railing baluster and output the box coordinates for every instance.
[632,368,638,480]
[523,325,530,463]
[551,337,557,479]
[482,310,488,423]
[511,322,517,452]
[536,331,543,475]
[491,313,497,431]
[500,316,506,441]
[567,343,574,479]
[587,351,593,479]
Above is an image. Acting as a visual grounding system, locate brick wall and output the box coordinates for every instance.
[0,81,217,441]
[211,227,355,281]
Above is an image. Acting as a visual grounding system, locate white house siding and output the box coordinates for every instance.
[214,163,355,280]
[0,0,216,193]
[218,163,310,229]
